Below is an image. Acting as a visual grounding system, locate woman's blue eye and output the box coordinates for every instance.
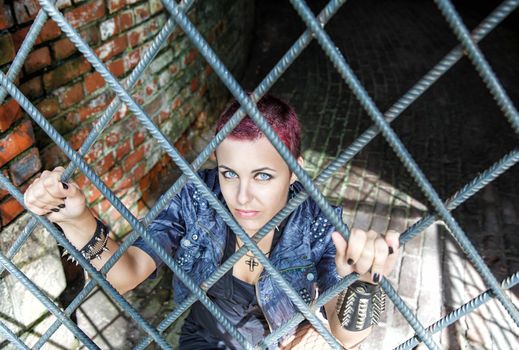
[255,173,272,181]
[222,170,237,179]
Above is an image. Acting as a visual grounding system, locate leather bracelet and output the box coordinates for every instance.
[62,218,110,264]
[336,280,386,331]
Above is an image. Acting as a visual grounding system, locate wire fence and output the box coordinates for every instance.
[0,0,518,349]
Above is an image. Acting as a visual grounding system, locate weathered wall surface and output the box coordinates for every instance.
[0,0,254,348]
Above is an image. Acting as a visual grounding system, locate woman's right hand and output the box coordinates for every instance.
[24,166,90,225]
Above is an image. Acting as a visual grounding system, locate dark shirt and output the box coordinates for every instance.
[179,227,283,349]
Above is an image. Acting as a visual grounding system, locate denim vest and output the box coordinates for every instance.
[132,168,343,335]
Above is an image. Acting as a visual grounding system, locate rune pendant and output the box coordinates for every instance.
[245,256,259,272]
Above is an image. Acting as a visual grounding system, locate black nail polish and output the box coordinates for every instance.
[61,182,69,190]
[51,208,60,212]
[373,273,380,283]
[388,246,394,255]
[347,258,354,265]
[58,204,66,208]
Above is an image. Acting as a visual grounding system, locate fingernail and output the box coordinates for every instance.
[388,246,394,255]
[347,258,354,265]
[58,204,66,208]
[373,273,380,283]
[51,208,60,212]
[61,182,69,190]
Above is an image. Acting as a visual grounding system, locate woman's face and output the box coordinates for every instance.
[215,136,301,236]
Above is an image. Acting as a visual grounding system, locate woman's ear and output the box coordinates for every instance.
[290,156,304,184]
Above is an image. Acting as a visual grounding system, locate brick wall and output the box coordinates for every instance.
[0,0,255,235]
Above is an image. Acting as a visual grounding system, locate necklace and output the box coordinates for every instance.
[237,226,279,272]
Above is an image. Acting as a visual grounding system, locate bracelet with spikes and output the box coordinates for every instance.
[62,218,110,265]
[336,280,386,331]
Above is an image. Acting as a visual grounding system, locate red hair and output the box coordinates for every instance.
[215,94,301,158]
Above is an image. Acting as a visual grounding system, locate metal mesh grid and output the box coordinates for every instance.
[0,0,518,349]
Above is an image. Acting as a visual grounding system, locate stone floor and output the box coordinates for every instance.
[74,1,519,349]
[238,0,519,349]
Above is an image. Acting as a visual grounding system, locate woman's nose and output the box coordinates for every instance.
[237,181,252,205]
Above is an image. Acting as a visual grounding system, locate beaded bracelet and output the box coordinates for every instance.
[63,218,110,265]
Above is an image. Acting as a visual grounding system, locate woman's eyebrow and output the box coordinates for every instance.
[218,165,233,171]
[252,167,276,173]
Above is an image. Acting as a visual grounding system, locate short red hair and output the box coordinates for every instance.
[215,94,301,158]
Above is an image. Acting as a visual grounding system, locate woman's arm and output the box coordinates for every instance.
[324,229,400,349]
[24,166,156,294]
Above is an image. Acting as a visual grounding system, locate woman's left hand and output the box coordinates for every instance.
[331,228,400,284]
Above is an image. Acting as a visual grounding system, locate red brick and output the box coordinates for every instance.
[133,130,145,147]
[133,162,145,181]
[0,99,23,133]
[115,139,131,159]
[68,126,91,150]
[102,165,123,187]
[108,59,125,77]
[39,20,61,42]
[0,120,35,167]
[40,143,67,169]
[94,152,115,175]
[74,172,88,188]
[43,57,91,90]
[78,94,111,121]
[12,26,29,51]
[20,76,43,99]
[84,141,104,163]
[0,33,15,66]
[190,78,198,92]
[0,195,25,226]
[95,35,128,62]
[85,184,102,203]
[13,0,40,24]
[134,3,150,24]
[0,3,14,30]
[0,170,10,199]
[107,0,126,13]
[9,147,41,186]
[100,11,134,41]
[51,37,76,60]
[36,97,59,118]
[143,92,163,117]
[149,0,163,15]
[123,144,145,172]
[124,49,140,71]
[171,96,181,110]
[84,72,105,94]
[24,46,51,74]
[105,130,120,148]
[64,0,105,29]
[184,48,198,66]
[58,82,84,109]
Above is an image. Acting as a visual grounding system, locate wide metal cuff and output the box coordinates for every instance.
[336,280,386,331]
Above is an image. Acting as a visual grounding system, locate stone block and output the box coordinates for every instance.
[0,213,71,348]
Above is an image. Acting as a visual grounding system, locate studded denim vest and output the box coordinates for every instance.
[132,168,343,336]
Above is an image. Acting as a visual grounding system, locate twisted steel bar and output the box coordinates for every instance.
[0,220,38,275]
[0,321,31,350]
[381,278,440,350]
[0,72,247,350]
[396,271,519,350]
[133,1,349,347]
[0,177,100,349]
[32,1,197,345]
[434,0,519,136]
[400,148,519,245]
[35,1,257,347]
[262,147,519,347]
[0,2,54,103]
[37,0,347,346]
[160,0,354,347]
[290,0,519,328]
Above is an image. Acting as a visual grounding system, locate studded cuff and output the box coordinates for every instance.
[336,280,386,331]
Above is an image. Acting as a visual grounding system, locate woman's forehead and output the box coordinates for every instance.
[216,136,289,170]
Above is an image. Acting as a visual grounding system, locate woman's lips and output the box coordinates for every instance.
[235,209,260,218]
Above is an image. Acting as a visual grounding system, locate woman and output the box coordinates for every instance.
[24,95,399,349]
